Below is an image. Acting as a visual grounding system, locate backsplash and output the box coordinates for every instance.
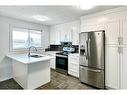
[45,45,79,53]
[72,45,79,53]
[45,45,62,51]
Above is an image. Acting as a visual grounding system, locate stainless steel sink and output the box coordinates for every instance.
[29,55,44,58]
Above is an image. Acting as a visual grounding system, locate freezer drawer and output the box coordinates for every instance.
[79,66,105,88]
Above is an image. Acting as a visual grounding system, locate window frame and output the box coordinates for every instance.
[10,26,43,52]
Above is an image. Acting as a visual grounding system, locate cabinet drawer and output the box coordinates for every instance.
[68,62,79,72]
[68,56,79,63]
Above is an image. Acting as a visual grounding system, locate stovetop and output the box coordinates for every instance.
[56,52,72,56]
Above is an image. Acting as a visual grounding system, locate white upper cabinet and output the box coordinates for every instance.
[60,24,71,42]
[50,20,80,45]
[81,19,120,45]
[50,26,60,45]
[105,20,120,45]
[122,18,127,45]
[71,21,80,45]
[50,27,55,44]
[81,24,104,32]
[54,28,61,45]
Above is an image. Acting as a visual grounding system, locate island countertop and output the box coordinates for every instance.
[6,53,53,64]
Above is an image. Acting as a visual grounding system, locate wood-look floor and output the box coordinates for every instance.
[0,69,95,90]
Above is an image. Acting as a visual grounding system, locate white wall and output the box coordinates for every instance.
[0,15,50,82]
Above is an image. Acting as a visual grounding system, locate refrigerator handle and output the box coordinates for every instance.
[86,40,89,59]
[80,66,101,73]
[88,38,91,57]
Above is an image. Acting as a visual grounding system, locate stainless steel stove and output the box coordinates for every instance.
[56,47,75,75]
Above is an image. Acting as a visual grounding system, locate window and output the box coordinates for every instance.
[29,30,42,47]
[12,27,42,49]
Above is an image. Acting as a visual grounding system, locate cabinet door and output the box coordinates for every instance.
[122,19,127,45]
[105,45,120,89]
[72,26,79,45]
[50,29,55,44]
[45,52,56,69]
[68,55,79,77]
[50,58,56,69]
[105,21,120,45]
[87,24,104,31]
[50,27,60,45]
[121,47,127,89]
[71,21,80,45]
[54,28,60,45]
[60,24,72,42]
[81,24,104,32]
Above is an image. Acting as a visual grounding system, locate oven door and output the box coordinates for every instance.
[56,54,68,74]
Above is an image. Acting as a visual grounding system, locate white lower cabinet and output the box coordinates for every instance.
[49,54,56,69]
[121,47,127,89]
[105,45,120,89]
[45,51,58,69]
[106,45,127,89]
[68,54,79,78]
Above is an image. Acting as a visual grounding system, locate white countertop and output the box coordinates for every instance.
[45,51,62,54]
[6,53,53,64]
[68,53,79,57]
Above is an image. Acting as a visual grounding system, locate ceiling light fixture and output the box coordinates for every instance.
[78,5,94,10]
[33,15,50,21]
[98,17,108,23]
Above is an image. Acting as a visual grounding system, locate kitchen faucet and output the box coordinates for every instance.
[28,46,37,57]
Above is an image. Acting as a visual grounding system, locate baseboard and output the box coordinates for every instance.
[0,76,12,82]
[105,86,116,90]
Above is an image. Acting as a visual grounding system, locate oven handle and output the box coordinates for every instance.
[56,55,68,58]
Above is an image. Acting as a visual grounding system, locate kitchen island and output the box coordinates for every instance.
[7,53,53,89]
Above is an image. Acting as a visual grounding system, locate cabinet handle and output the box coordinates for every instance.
[120,37,123,44]
[88,38,91,57]
[120,47,123,54]
[118,47,123,54]
[80,66,101,73]
[86,40,88,59]
[118,37,123,45]
[118,47,121,54]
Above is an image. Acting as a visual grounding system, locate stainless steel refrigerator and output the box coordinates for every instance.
[79,30,105,88]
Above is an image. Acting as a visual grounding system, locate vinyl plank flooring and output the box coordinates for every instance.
[0,69,95,90]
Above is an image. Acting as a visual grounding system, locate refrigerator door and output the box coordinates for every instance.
[80,31,104,69]
[79,66,104,88]
[88,31,104,69]
[79,33,89,66]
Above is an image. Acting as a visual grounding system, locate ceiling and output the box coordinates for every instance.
[0,6,120,26]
